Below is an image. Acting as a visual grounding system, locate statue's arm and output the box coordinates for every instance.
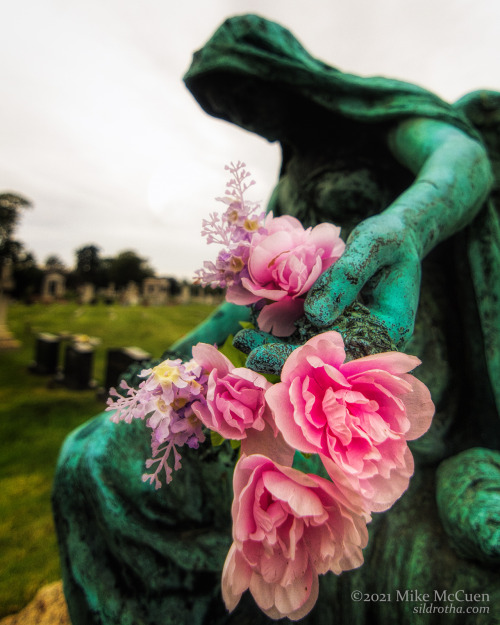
[387,118,493,253]
[167,301,251,360]
[171,120,492,369]
[304,118,493,346]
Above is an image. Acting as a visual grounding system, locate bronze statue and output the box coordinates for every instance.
[53,15,500,624]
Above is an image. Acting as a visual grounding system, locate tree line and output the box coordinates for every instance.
[2,192,215,303]
[11,244,180,301]
[0,192,183,301]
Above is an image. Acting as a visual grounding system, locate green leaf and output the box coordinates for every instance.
[230,439,241,450]
[263,373,281,384]
[218,334,248,368]
[292,451,330,480]
[210,431,225,447]
[239,321,256,330]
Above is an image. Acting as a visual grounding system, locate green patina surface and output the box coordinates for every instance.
[53,15,500,624]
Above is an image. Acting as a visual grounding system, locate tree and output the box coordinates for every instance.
[0,192,32,267]
[168,276,181,297]
[107,250,154,289]
[74,244,109,288]
[44,255,66,271]
[12,249,43,301]
[76,244,100,275]
[0,192,31,348]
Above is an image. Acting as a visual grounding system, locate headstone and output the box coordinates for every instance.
[97,283,117,304]
[60,341,95,390]
[79,283,95,305]
[29,332,61,375]
[142,277,169,306]
[41,271,66,303]
[179,283,191,304]
[121,282,140,306]
[104,346,152,392]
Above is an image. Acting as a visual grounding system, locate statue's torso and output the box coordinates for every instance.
[272,133,479,463]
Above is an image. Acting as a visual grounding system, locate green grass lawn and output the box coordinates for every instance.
[0,301,216,618]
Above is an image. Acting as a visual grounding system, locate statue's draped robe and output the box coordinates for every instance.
[183,14,500,419]
[53,15,500,625]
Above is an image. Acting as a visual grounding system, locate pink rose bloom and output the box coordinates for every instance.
[266,331,435,512]
[226,214,345,337]
[191,343,272,440]
[222,454,369,621]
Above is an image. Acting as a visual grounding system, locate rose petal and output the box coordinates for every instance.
[399,373,435,440]
[241,418,295,467]
[274,562,315,616]
[222,543,252,612]
[191,343,233,375]
[267,383,321,455]
[261,470,325,518]
[341,351,421,377]
[257,298,305,337]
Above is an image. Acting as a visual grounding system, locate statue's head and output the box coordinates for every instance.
[183,14,332,142]
[184,14,481,154]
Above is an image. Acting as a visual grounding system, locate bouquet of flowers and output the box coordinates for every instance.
[107,162,434,621]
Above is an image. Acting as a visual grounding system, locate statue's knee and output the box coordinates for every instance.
[52,412,140,511]
[436,447,500,564]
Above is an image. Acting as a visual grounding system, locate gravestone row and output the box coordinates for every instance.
[29,332,151,393]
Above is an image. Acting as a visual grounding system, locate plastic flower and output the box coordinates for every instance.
[195,162,345,337]
[226,214,345,337]
[191,343,272,440]
[194,161,266,291]
[107,357,207,488]
[222,454,369,621]
[265,331,435,512]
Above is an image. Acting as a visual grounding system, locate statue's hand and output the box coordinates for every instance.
[233,328,298,376]
[234,212,422,372]
[305,212,422,348]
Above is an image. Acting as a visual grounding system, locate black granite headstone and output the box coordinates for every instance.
[29,332,61,375]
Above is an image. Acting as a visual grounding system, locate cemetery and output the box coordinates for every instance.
[1,5,499,625]
[0,299,218,620]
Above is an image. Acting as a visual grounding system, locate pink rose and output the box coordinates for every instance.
[266,331,435,512]
[226,214,345,337]
[222,454,369,621]
[191,343,272,440]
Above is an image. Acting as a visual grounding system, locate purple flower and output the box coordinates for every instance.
[194,161,266,291]
[106,358,208,488]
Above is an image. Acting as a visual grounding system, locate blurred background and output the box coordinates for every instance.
[1,0,499,620]
[2,0,499,280]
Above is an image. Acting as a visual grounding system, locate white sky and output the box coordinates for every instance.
[1,0,499,279]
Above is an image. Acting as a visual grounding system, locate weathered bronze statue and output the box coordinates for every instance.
[53,15,500,624]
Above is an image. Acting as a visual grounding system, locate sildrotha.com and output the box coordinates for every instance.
[350,588,490,616]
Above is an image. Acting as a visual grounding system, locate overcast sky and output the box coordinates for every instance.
[2,0,499,279]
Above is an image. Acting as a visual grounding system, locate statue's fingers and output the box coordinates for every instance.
[305,244,382,327]
[233,328,283,355]
[362,258,421,348]
[305,217,409,328]
[245,343,298,375]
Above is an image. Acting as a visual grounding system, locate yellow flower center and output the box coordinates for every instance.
[229,256,245,273]
[227,208,239,223]
[171,397,188,411]
[152,361,181,385]
[243,218,259,232]
[188,413,201,427]
[156,398,169,412]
